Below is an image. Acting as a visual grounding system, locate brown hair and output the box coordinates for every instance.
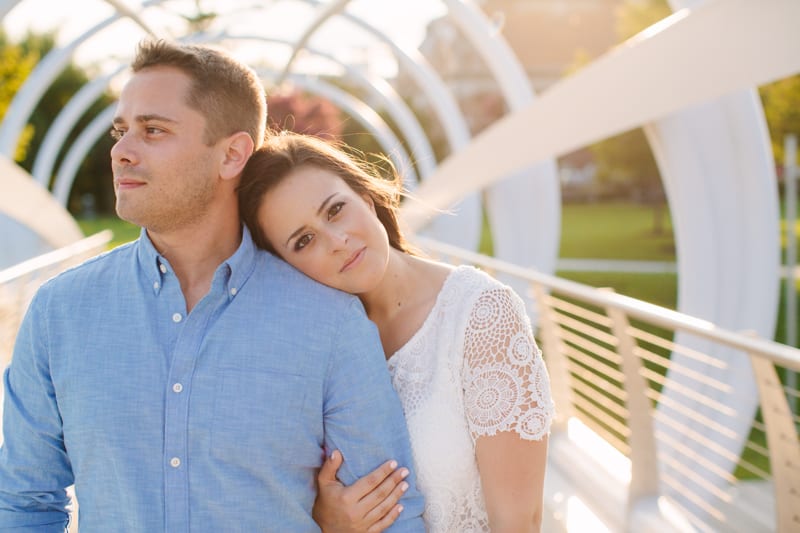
[131,39,266,147]
[238,131,416,255]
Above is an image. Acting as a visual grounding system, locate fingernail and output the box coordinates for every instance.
[400,468,409,478]
[400,482,408,492]
[397,504,404,513]
[389,460,398,469]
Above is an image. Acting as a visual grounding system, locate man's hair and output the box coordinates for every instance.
[238,131,417,256]
[131,39,266,147]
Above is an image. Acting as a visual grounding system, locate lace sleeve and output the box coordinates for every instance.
[462,286,554,442]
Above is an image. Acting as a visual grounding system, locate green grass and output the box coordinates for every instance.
[77,216,140,249]
[559,202,675,261]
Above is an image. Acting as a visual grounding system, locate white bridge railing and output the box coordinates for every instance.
[2,231,799,532]
[414,235,800,533]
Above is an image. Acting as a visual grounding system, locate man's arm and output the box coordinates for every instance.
[321,298,425,532]
[0,289,73,531]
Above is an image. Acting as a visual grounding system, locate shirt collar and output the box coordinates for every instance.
[136,226,258,300]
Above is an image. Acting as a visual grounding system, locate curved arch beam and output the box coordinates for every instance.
[34,33,437,192]
[444,0,561,276]
[400,0,799,519]
[32,66,125,186]
[50,70,419,207]
[276,0,351,85]
[0,0,168,159]
[296,0,481,249]
[644,0,784,520]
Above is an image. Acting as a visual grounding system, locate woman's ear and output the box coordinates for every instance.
[220,132,255,181]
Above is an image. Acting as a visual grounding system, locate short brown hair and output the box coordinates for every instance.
[238,131,416,255]
[131,39,266,147]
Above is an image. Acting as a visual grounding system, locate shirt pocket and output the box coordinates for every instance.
[210,368,320,468]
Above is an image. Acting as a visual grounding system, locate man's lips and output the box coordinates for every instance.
[340,247,366,273]
[114,177,146,190]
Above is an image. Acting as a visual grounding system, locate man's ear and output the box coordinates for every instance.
[220,131,255,181]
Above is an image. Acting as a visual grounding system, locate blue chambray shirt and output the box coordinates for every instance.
[0,228,425,532]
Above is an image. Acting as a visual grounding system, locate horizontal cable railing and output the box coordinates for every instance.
[413,235,800,533]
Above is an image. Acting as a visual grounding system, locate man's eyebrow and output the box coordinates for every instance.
[284,193,337,247]
[112,114,177,125]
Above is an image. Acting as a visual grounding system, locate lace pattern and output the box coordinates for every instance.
[388,266,554,532]
[463,288,553,441]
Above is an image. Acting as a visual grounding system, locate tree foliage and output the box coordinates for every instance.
[760,74,800,166]
[0,30,117,214]
[266,89,343,139]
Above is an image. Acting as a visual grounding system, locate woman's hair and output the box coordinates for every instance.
[131,39,266,147]
[238,131,416,255]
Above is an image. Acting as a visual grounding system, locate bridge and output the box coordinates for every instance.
[1,1,799,531]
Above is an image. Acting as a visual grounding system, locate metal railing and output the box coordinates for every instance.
[414,235,800,533]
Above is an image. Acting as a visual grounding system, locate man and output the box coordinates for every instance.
[0,39,424,531]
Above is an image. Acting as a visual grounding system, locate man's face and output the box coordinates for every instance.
[110,66,221,233]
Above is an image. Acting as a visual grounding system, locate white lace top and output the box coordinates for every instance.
[387,265,555,532]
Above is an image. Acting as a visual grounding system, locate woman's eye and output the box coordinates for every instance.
[328,202,345,219]
[295,234,313,251]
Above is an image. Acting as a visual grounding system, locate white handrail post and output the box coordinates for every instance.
[531,283,574,432]
[747,350,800,532]
[784,133,797,416]
[605,294,660,524]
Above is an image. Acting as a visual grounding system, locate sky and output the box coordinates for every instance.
[1,0,447,78]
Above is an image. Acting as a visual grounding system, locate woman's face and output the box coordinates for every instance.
[256,165,391,294]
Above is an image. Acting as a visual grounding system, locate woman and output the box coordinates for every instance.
[238,131,555,532]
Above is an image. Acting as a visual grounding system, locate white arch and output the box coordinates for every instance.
[642,0,784,520]
[32,67,125,187]
[444,0,561,279]
[33,34,437,193]
[400,0,799,517]
[0,0,168,158]
[299,0,481,250]
[50,70,418,206]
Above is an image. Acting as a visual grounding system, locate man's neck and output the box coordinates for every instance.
[148,218,242,313]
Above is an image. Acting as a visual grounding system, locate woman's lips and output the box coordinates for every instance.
[341,247,366,273]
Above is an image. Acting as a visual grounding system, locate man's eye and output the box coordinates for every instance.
[328,202,345,219]
[145,127,162,135]
[109,128,124,140]
[295,234,313,251]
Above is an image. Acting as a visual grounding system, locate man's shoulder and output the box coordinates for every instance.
[39,240,136,293]
[254,251,359,307]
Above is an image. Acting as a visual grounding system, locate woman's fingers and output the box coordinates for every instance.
[318,449,345,486]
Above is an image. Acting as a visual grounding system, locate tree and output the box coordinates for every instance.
[760,74,800,167]
[266,89,343,139]
[0,30,38,162]
[584,0,671,232]
[0,30,117,215]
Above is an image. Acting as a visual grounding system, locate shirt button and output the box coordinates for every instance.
[159,264,167,274]
[230,287,238,296]
[172,313,182,323]
[172,383,183,393]
[170,457,181,468]
[153,281,159,290]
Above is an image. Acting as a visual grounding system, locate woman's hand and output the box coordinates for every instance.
[313,450,410,533]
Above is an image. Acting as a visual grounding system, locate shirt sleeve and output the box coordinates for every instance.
[321,298,426,532]
[0,287,73,531]
[461,286,555,442]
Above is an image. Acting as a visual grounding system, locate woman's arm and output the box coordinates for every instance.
[475,432,548,532]
[313,450,410,533]
[462,285,556,532]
